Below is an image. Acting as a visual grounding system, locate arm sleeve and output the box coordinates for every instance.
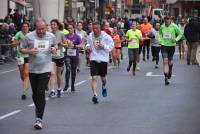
[103,34,114,52]
[174,25,183,42]
[159,26,164,45]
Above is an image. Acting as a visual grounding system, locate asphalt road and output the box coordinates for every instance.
[0,48,200,134]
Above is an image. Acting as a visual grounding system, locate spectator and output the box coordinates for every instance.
[8,23,17,37]
[13,9,22,31]
[184,10,200,65]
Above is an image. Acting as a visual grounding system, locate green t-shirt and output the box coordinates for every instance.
[126,29,142,49]
[62,29,69,35]
[15,31,29,58]
[159,23,183,46]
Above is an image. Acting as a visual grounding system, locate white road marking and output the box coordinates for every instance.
[28,104,34,107]
[4,66,114,120]
[0,68,18,75]
[146,72,152,76]
[75,80,87,86]
[146,72,175,77]
[0,110,21,120]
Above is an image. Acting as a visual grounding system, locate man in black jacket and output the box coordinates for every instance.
[184,10,200,65]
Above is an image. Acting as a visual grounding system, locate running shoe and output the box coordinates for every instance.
[49,90,56,98]
[127,66,130,72]
[102,87,107,97]
[165,78,170,85]
[34,118,42,130]
[63,86,68,92]
[136,64,140,71]
[92,95,98,104]
[57,90,62,98]
[71,86,75,92]
[21,94,27,100]
[155,64,159,69]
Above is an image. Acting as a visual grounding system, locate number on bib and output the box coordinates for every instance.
[34,40,49,51]
[163,32,172,39]
[67,48,76,56]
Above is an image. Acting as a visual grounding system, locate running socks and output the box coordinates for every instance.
[168,64,173,79]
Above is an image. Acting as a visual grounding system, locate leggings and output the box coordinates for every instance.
[64,57,78,89]
[151,46,161,64]
[128,48,139,71]
[29,72,50,119]
[142,39,150,58]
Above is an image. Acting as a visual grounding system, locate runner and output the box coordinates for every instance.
[159,16,183,85]
[76,21,88,72]
[126,21,142,75]
[140,17,152,61]
[63,24,83,92]
[149,23,161,68]
[178,18,186,60]
[11,22,30,100]
[184,11,200,65]
[117,24,125,60]
[112,25,121,66]
[86,22,114,104]
[20,18,57,129]
[49,19,67,98]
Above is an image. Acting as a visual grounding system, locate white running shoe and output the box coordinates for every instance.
[34,118,42,130]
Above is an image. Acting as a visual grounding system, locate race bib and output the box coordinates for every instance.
[129,39,137,47]
[93,39,100,48]
[163,32,172,39]
[34,40,49,51]
[67,48,76,56]
[16,57,24,65]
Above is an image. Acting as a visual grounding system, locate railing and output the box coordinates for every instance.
[0,43,16,64]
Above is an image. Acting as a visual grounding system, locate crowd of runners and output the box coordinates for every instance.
[1,11,199,129]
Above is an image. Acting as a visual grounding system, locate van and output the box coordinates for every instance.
[152,8,166,20]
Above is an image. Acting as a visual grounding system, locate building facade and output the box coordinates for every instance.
[167,0,200,17]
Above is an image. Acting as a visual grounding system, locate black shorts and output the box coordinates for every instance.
[52,58,65,67]
[161,46,175,61]
[24,57,29,63]
[90,61,108,77]
[79,49,84,54]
